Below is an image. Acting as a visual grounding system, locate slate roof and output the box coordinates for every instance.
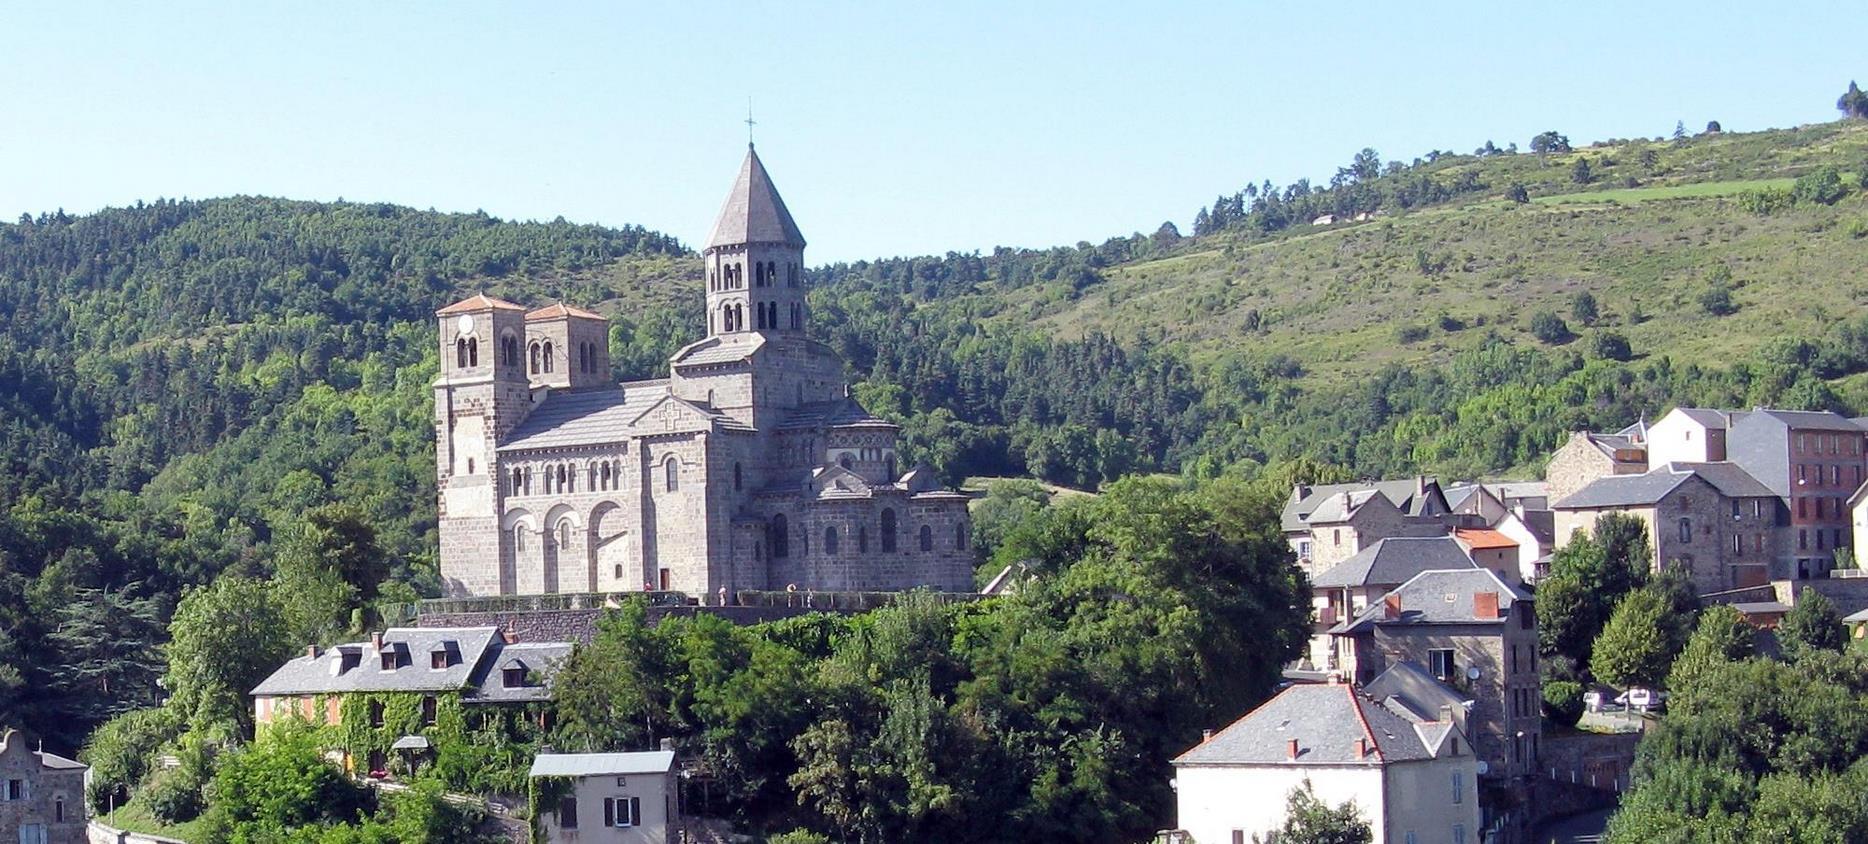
[497,387,660,451]
[1312,536,1477,589]
[1364,661,1470,725]
[1554,462,1774,509]
[249,627,571,703]
[1442,485,1482,512]
[526,302,604,321]
[705,146,806,249]
[1336,569,1529,633]
[779,397,898,431]
[1668,407,1730,428]
[472,642,573,704]
[38,750,85,770]
[1306,490,1383,525]
[1584,432,1645,458]
[1752,408,1863,432]
[437,293,526,315]
[1172,684,1437,767]
[1282,479,1439,532]
[530,751,677,778]
[670,333,764,368]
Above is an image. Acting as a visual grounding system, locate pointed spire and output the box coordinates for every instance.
[706,147,806,251]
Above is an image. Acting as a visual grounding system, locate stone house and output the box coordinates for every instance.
[0,729,86,844]
[530,751,676,844]
[249,626,570,775]
[1172,684,1480,844]
[1724,409,1868,580]
[1332,569,1540,782]
[1306,537,1485,672]
[1543,430,1646,506]
[1283,478,1450,576]
[1552,462,1781,593]
[433,147,972,600]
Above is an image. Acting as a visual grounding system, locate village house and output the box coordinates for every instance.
[1553,462,1782,593]
[530,752,677,844]
[1283,479,1451,576]
[1305,536,1487,672]
[250,627,570,775]
[1172,684,1480,844]
[1332,568,1540,782]
[1543,429,1647,505]
[0,729,87,844]
[1723,409,1868,580]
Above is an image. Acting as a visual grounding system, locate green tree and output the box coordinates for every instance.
[1505,182,1530,203]
[1838,81,1868,120]
[1791,167,1847,206]
[552,597,676,751]
[1699,282,1736,316]
[1664,605,1755,692]
[44,583,166,724]
[1254,780,1372,844]
[1778,588,1846,662]
[1571,157,1594,185]
[164,576,292,738]
[1589,331,1632,362]
[1571,291,1599,326]
[1590,587,1679,689]
[1530,131,1571,155]
[1542,680,1585,728]
[1529,311,1570,344]
[199,721,375,840]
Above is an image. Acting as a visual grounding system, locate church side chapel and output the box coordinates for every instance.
[432,147,974,599]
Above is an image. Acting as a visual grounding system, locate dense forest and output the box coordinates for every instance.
[6,116,1868,772]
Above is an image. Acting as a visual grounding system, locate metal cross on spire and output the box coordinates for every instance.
[745,98,756,148]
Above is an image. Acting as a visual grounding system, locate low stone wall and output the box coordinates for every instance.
[88,822,188,844]
[1780,577,1868,616]
[1540,731,1641,793]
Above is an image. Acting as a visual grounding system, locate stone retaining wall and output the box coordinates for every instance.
[87,822,188,844]
[416,604,842,644]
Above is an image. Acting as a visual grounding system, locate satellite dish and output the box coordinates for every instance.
[1465,666,1482,681]
[1475,760,1490,775]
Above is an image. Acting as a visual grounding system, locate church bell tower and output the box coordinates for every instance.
[703,145,808,339]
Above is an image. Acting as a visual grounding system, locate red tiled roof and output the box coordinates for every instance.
[1454,528,1517,550]
[437,294,526,315]
[526,302,605,321]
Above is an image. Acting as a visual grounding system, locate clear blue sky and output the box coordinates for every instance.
[2,2,1863,262]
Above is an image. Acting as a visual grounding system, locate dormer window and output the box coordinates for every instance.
[430,642,459,670]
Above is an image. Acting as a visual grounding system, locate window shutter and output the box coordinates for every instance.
[603,797,615,827]
[630,796,642,826]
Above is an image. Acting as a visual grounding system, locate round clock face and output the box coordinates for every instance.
[456,314,475,335]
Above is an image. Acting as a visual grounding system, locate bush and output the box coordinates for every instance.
[141,766,208,825]
[1737,188,1792,215]
[1571,291,1599,326]
[1543,680,1585,728]
[1395,324,1430,344]
[1571,157,1594,185]
[1792,167,1847,206]
[1590,331,1633,361]
[1505,183,1531,204]
[1699,283,1736,316]
[768,832,832,844]
[1529,311,1571,344]
[81,707,184,813]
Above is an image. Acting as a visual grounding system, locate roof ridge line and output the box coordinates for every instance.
[1342,684,1385,763]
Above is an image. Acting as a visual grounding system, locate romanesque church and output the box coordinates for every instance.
[432,147,974,599]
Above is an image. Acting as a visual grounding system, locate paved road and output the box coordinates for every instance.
[1534,808,1613,844]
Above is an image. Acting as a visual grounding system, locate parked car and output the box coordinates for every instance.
[1615,687,1666,712]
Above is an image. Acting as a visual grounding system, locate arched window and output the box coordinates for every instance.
[468,337,479,367]
[513,526,526,554]
[558,464,569,492]
[825,526,839,554]
[465,458,475,474]
[600,462,612,490]
[919,525,934,552]
[791,303,801,329]
[530,343,541,374]
[755,302,765,330]
[543,341,555,373]
[859,526,869,552]
[839,454,853,470]
[735,304,745,330]
[456,338,469,368]
[955,522,969,550]
[665,457,679,492]
[881,509,898,552]
[770,514,789,558]
[558,520,570,549]
[512,467,524,495]
[755,262,764,287]
[734,462,743,491]
[502,335,518,367]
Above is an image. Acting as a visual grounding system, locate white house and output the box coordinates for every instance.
[1172,684,1481,844]
[530,751,677,844]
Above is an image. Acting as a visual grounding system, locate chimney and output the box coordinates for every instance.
[371,632,384,651]
[1383,593,1402,620]
[660,737,675,752]
[1355,737,1370,759]
[1416,475,1429,496]
[306,644,321,660]
[1201,729,1214,743]
[1438,704,1455,723]
[503,630,520,644]
[1287,738,1300,760]
[1293,483,1311,501]
[1474,592,1500,620]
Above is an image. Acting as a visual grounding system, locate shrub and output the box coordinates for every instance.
[1505,183,1531,204]
[141,766,208,825]
[1542,680,1585,728]
[1699,283,1736,316]
[1792,167,1847,206]
[1571,291,1599,326]
[81,707,184,813]
[1395,324,1430,344]
[1590,331,1632,361]
[1529,311,1571,344]
[769,832,833,844]
[1736,188,1792,215]
[1571,157,1594,185]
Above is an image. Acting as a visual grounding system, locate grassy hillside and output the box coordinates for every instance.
[957,121,1868,385]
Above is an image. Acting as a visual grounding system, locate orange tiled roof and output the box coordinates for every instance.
[1454,528,1517,550]
[437,294,526,315]
[525,302,605,321]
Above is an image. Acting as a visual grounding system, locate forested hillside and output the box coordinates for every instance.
[8,117,1868,752]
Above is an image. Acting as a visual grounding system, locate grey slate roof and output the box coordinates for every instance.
[1336,569,1529,633]
[249,627,570,703]
[1753,408,1863,432]
[1585,432,1644,458]
[1282,479,1439,532]
[530,751,676,778]
[1172,684,1437,767]
[38,750,85,770]
[1442,485,1481,512]
[1364,661,1469,725]
[1553,462,1773,510]
[705,146,806,249]
[498,388,655,451]
[670,333,764,368]
[778,397,898,431]
[472,642,573,704]
[1311,536,1477,589]
[1669,407,1731,428]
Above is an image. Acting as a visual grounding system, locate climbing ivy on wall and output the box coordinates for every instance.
[269,692,545,797]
